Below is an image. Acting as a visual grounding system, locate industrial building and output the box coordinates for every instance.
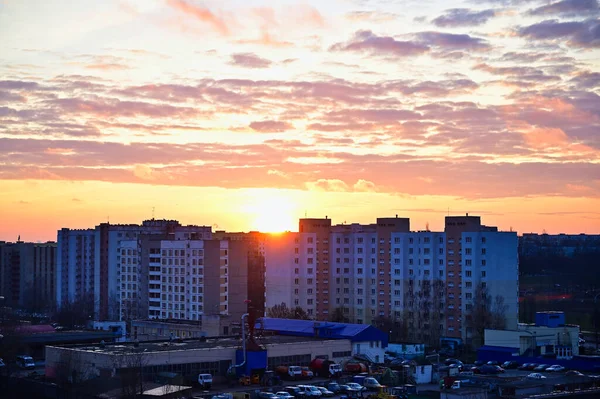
[256,317,387,362]
[45,335,352,383]
[481,311,580,359]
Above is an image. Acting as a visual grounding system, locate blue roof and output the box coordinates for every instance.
[256,318,388,347]
[477,345,520,353]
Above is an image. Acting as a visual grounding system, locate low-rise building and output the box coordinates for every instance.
[256,317,387,362]
[45,335,352,383]
[481,312,579,360]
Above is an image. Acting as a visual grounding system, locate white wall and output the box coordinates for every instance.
[413,364,433,384]
[264,233,297,311]
[353,341,384,363]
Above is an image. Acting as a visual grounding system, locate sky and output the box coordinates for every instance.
[1,0,599,241]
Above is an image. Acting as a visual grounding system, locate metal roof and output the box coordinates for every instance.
[256,318,388,347]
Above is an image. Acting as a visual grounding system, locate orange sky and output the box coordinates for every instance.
[1,0,599,241]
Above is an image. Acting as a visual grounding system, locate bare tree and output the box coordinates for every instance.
[466,283,507,348]
[403,279,445,347]
[330,307,349,323]
[113,350,149,399]
[267,302,292,318]
[55,349,92,398]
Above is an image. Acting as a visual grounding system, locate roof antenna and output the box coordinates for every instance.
[152,206,155,220]
[305,210,307,218]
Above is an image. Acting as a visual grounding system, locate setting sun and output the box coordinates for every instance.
[242,190,299,233]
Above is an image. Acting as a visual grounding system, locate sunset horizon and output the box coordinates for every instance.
[1,0,598,242]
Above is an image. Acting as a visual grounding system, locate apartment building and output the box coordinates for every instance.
[56,219,212,320]
[264,215,518,342]
[0,240,56,310]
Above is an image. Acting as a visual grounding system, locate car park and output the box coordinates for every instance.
[546,365,566,372]
[275,392,295,399]
[363,377,382,390]
[474,360,486,367]
[316,387,334,397]
[534,364,550,372]
[566,370,583,376]
[501,361,519,369]
[527,373,546,380]
[473,365,503,375]
[259,393,277,399]
[486,360,499,366]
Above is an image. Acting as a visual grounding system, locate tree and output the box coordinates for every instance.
[113,350,149,399]
[330,307,349,323]
[291,307,310,320]
[403,279,445,348]
[466,283,507,348]
[267,303,292,318]
[54,293,95,329]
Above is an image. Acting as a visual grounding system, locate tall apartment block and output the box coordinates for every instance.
[56,219,212,320]
[0,240,57,310]
[265,215,518,343]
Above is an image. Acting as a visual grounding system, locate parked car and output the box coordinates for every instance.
[486,361,499,366]
[284,386,304,398]
[296,386,322,397]
[518,363,532,370]
[259,393,277,399]
[527,373,547,380]
[197,373,213,389]
[566,370,584,377]
[326,383,341,394]
[525,363,539,370]
[501,361,519,369]
[339,385,358,393]
[0,358,5,368]
[363,377,382,390]
[445,359,464,371]
[346,383,367,392]
[474,360,486,367]
[275,392,295,399]
[546,365,566,372]
[534,364,550,372]
[16,355,35,370]
[474,365,503,375]
[316,387,334,397]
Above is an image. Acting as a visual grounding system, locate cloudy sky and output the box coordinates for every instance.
[1,0,599,240]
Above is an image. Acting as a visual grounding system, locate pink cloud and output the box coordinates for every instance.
[166,0,230,36]
[249,120,293,133]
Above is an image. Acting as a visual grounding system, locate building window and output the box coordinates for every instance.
[481,248,486,255]
[481,271,486,278]
[466,237,472,243]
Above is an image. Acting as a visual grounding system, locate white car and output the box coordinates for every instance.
[546,365,565,372]
[527,373,547,379]
[346,383,367,391]
[275,392,294,399]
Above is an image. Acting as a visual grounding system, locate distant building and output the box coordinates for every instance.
[264,214,518,343]
[0,240,56,310]
[480,311,579,360]
[520,233,600,256]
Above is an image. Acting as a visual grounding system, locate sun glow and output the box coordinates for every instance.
[242,190,299,232]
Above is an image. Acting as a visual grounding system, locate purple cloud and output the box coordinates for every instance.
[518,19,600,48]
[432,8,496,27]
[416,31,490,50]
[230,53,272,68]
[528,0,599,16]
[330,30,430,57]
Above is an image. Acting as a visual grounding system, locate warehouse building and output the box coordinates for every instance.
[45,335,352,383]
[256,317,387,363]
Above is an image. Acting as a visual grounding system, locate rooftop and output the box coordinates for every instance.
[52,335,347,355]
